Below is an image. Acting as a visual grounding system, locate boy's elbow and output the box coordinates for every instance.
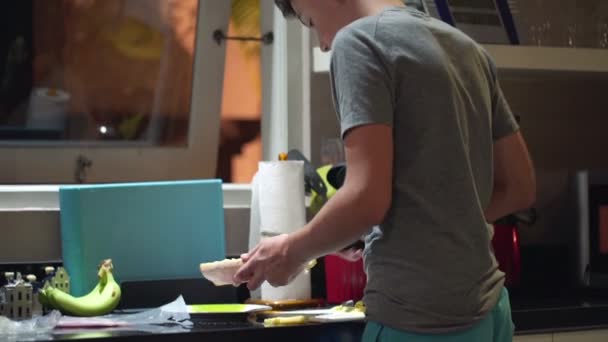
[363,190,392,226]
[369,200,391,225]
[521,186,536,209]
[518,173,537,209]
[494,173,536,213]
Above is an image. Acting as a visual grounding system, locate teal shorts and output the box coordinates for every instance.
[362,288,514,342]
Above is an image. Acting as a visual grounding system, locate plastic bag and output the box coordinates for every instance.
[0,296,191,339]
[0,310,61,340]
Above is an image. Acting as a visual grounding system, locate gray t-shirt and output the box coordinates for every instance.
[329,6,519,333]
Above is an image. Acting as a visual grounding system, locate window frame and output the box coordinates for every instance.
[1,1,313,210]
[0,0,231,184]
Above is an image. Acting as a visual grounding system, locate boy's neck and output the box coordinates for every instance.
[356,0,406,17]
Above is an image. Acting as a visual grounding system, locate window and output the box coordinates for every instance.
[0,0,296,189]
[218,0,263,183]
[0,0,232,183]
[1,1,197,146]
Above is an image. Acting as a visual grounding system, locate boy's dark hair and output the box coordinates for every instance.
[274,0,297,18]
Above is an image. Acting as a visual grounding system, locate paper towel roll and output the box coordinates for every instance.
[248,172,261,252]
[26,87,71,130]
[258,161,306,236]
[261,267,312,301]
[248,160,310,301]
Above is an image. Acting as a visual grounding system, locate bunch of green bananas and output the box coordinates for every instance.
[39,259,122,317]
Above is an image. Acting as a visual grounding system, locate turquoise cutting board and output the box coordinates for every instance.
[59,179,225,296]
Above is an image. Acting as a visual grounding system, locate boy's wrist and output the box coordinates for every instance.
[287,226,314,263]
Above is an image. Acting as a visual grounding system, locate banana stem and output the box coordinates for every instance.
[97,259,114,285]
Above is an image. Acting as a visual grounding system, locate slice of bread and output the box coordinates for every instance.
[199,258,243,286]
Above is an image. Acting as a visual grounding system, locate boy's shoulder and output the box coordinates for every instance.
[333,14,379,47]
[332,7,435,51]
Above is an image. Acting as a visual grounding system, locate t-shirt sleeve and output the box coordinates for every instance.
[329,27,394,139]
[483,50,519,140]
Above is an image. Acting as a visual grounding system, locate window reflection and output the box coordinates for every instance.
[0,0,198,145]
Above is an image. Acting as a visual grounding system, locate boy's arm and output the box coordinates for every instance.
[480,48,536,221]
[484,131,536,223]
[289,123,393,261]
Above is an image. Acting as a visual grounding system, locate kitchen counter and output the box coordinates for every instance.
[511,288,608,335]
[513,304,608,335]
[4,278,366,342]
[8,304,608,341]
[27,320,365,342]
[6,278,608,341]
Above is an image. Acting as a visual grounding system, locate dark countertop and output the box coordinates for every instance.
[513,304,608,335]
[12,302,608,342]
[6,278,366,342]
[33,320,365,342]
[21,306,608,342]
[8,302,608,341]
[510,288,608,335]
[6,273,608,340]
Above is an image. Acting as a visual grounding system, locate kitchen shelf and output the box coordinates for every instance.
[313,45,608,74]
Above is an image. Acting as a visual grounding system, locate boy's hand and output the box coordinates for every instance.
[233,234,307,290]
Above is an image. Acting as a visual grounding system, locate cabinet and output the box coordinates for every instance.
[553,329,608,342]
[310,0,608,74]
[516,329,608,342]
[313,45,608,74]
[514,334,552,342]
[421,0,608,48]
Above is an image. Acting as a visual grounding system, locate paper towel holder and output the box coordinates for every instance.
[286,149,327,200]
